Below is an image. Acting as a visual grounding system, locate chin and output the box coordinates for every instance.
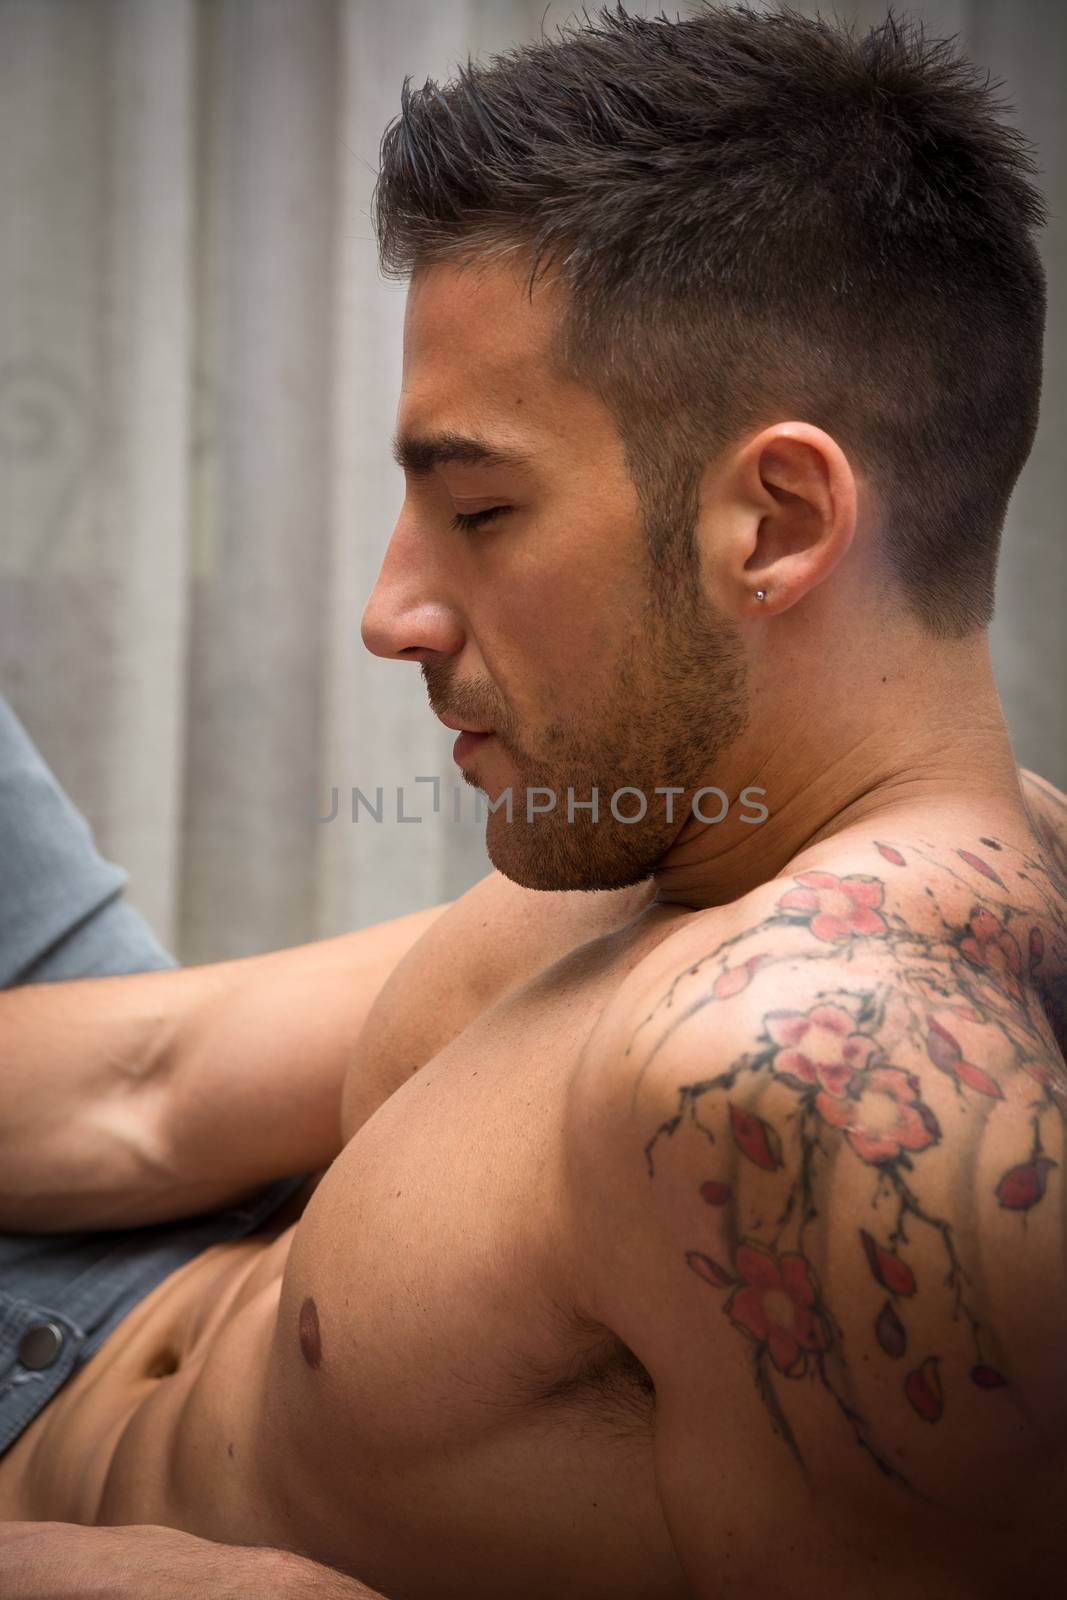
[485,811,665,893]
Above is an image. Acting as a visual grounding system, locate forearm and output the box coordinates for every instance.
[272,1546,390,1599]
[0,902,448,1231]
[0,1522,391,1598]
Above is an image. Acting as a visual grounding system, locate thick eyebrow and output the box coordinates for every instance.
[390,429,537,479]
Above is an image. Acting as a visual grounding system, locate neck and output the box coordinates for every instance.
[650,630,1024,910]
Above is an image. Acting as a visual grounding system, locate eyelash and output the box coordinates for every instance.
[451,507,507,533]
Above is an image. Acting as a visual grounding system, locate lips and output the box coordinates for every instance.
[435,711,492,735]
[452,730,492,766]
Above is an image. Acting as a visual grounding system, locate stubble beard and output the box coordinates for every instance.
[471,577,750,892]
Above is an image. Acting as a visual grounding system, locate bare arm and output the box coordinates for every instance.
[0,858,656,1234]
[569,832,1067,1598]
[0,900,449,1232]
[0,1522,392,1599]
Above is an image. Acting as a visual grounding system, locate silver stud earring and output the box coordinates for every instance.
[755,588,767,602]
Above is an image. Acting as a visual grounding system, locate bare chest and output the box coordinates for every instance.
[290,956,649,1438]
[255,943,683,1596]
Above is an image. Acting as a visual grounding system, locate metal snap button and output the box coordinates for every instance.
[17,1321,65,1370]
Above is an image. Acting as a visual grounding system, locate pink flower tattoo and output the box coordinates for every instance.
[765,1002,879,1096]
[777,871,888,942]
[724,1241,831,1376]
[815,1066,941,1165]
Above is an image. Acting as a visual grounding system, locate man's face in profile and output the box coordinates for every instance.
[362,258,748,891]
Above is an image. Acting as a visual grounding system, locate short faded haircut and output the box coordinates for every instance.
[372,2,1048,636]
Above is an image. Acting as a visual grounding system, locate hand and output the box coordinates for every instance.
[0,1521,379,1599]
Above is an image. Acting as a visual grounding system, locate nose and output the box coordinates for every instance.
[360,520,465,663]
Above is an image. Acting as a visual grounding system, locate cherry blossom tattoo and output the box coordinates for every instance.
[634,831,1067,1493]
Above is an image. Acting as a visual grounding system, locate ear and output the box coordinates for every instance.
[701,423,858,618]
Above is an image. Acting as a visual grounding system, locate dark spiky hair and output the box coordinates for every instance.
[373,2,1048,635]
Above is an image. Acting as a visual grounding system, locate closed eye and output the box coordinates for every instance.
[451,507,508,533]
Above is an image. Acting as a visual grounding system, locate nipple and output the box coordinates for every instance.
[298,1296,323,1371]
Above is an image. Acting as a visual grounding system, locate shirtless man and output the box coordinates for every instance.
[3,6,1066,1597]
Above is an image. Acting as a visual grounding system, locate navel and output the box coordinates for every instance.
[144,1346,180,1380]
[298,1295,323,1370]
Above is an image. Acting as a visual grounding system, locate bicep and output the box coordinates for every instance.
[572,949,1067,1597]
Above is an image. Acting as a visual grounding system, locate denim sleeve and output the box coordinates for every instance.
[0,696,176,986]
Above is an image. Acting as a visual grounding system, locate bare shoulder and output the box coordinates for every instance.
[1020,766,1067,887]
[563,831,1067,1594]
